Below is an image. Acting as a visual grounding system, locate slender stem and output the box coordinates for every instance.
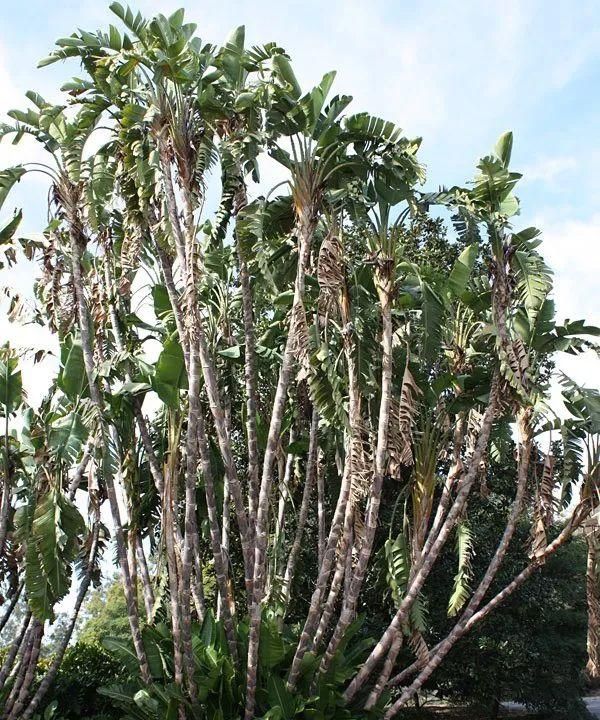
[68,198,149,682]
[282,409,319,607]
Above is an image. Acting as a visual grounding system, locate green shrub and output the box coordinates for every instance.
[46,642,126,720]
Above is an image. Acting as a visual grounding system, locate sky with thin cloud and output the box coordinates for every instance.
[0,0,599,405]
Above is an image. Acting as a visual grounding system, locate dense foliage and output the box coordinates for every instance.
[0,4,598,720]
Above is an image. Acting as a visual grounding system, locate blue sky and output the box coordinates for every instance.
[0,0,598,399]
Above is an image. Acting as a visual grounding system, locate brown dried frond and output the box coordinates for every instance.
[353,512,366,549]
[291,300,310,381]
[529,502,547,559]
[387,398,404,479]
[409,630,429,667]
[465,409,483,459]
[388,365,422,474]
[56,280,76,336]
[317,231,344,312]
[119,229,142,294]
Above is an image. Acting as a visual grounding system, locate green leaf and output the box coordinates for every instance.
[0,209,22,244]
[385,533,410,607]
[266,675,295,719]
[49,412,88,464]
[0,351,22,416]
[218,345,241,359]
[224,25,245,51]
[421,282,444,363]
[512,248,552,314]
[115,381,151,396]
[448,521,473,616]
[259,617,285,669]
[151,337,187,408]
[447,243,478,297]
[272,54,301,99]
[102,637,144,674]
[58,335,88,401]
[495,131,513,167]
[26,489,85,620]
[134,689,159,714]
[0,167,26,211]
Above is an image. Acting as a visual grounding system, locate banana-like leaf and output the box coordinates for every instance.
[421,282,444,363]
[0,167,26,211]
[384,533,410,607]
[48,412,88,464]
[0,350,22,417]
[512,248,552,314]
[25,489,86,620]
[0,209,22,244]
[448,521,473,616]
[447,243,478,298]
[58,334,88,401]
[151,337,187,408]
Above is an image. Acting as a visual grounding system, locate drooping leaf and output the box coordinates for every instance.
[448,521,473,616]
[57,334,88,401]
[25,489,86,620]
[0,167,26,210]
[151,336,187,408]
[0,350,22,416]
[495,131,513,168]
[0,209,22,244]
[447,243,478,298]
[49,412,88,463]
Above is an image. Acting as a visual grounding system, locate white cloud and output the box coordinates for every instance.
[535,213,600,325]
[522,156,577,184]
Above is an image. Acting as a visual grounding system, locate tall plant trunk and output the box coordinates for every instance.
[155,241,190,369]
[0,414,12,559]
[282,409,319,606]
[180,318,201,702]
[196,410,239,661]
[382,500,590,718]
[68,437,95,501]
[269,439,295,599]
[384,411,533,713]
[313,507,353,651]
[163,443,185,690]
[0,582,23,636]
[319,276,393,677]
[0,610,31,692]
[191,536,207,623]
[136,536,155,622]
[196,323,254,591]
[20,524,100,720]
[5,620,43,720]
[185,195,253,595]
[68,205,149,682]
[388,507,590,694]
[217,474,231,620]
[158,141,187,277]
[365,631,403,710]
[154,240,209,629]
[160,153,253,601]
[587,532,600,682]
[317,450,325,568]
[235,210,260,531]
[344,375,499,703]
[420,411,466,564]
[288,283,362,691]
[245,213,315,719]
